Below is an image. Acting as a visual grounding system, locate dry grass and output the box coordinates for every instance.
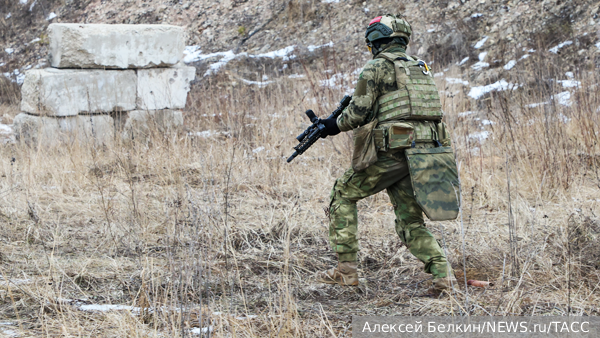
[0,52,599,337]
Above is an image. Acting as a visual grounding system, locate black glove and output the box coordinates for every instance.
[320,117,341,138]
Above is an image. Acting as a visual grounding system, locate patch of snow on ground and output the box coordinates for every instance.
[184,45,297,76]
[552,91,571,106]
[19,0,27,4]
[307,42,333,52]
[5,13,11,19]
[471,13,483,18]
[434,72,444,77]
[364,7,369,13]
[446,78,469,86]
[526,102,548,108]
[458,57,469,66]
[239,78,273,87]
[474,36,488,49]
[468,79,519,99]
[458,111,477,117]
[288,74,305,79]
[557,80,580,88]
[30,38,40,44]
[0,327,18,337]
[481,119,495,125]
[427,29,435,33]
[596,42,600,50]
[0,278,31,286]
[191,326,214,334]
[79,304,139,312]
[504,60,517,70]
[46,12,57,20]
[520,54,530,60]
[558,113,571,123]
[251,45,295,60]
[252,147,265,153]
[29,1,36,11]
[469,131,490,141]
[565,72,574,78]
[4,48,14,55]
[549,40,572,54]
[471,61,489,71]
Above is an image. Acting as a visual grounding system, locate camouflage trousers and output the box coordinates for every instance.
[328,149,449,278]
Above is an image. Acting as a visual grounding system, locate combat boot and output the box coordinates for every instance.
[316,261,359,286]
[429,275,458,294]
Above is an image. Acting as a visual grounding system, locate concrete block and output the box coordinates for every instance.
[120,109,183,142]
[13,113,114,146]
[137,66,195,110]
[21,68,137,116]
[48,24,185,69]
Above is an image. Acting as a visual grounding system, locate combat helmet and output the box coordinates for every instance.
[365,14,412,53]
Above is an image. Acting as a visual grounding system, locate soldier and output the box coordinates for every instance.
[316,14,459,293]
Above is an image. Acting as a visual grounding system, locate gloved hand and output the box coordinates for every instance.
[320,117,341,138]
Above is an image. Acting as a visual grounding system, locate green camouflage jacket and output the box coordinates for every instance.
[337,44,407,132]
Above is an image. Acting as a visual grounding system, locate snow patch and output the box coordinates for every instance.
[526,102,548,108]
[239,78,273,87]
[321,0,339,3]
[552,91,571,107]
[446,78,469,86]
[307,41,333,52]
[596,41,600,50]
[191,326,214,334]
[19,0,27,4]
[5,13,11,19]
[4,48,14,55]
[29,0,36,11]
[46,12,57,20]
[519,54,530,60]
[557,80,580,88]
[427,29,435,33]
[565,72,574,78]
[468,79,519,100]
[471,13,483,18]
[79,304,139,312]
[478,52,487,61]
[183,45,297,76]
[549,40,572,54]
[474,36,488,49]
[471,61,489,71]
[503,60,517,70]
[288,74,305,79]
[469,131,490,141]
[458,111,477,117]
[458,57,469,66]
[252,147,265,153]
[434,72,444,77]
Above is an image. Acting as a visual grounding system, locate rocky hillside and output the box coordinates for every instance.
[1,0,599,97]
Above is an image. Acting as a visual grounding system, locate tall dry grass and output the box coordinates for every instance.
[0,50,599,337]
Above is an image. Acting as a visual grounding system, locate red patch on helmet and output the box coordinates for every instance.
[369,16,382,26]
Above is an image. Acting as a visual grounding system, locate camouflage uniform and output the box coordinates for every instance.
[329,44,450,278]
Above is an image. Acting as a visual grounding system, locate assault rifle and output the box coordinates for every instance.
[287,95,352,163]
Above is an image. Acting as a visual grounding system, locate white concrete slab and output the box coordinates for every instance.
[21,68,137,116]
[48,24,185,69]
[136,66,195,110]
[13,113,114,146]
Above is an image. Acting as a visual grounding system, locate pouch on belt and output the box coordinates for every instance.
[404,146,460,221]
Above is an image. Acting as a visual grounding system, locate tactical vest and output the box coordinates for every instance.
[375,52,443,122]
